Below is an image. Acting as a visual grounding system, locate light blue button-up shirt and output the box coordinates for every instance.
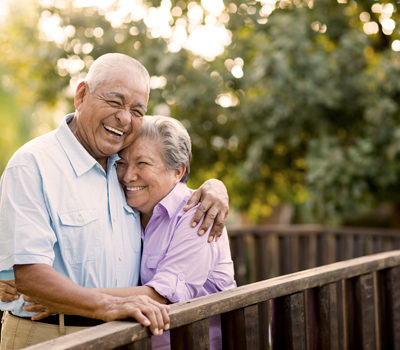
[0,114,142,316]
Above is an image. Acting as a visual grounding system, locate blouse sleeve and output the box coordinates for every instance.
[144,207,221,303]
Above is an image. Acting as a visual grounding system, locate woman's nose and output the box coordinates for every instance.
[123,167,138,183]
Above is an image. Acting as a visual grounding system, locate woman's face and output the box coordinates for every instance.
[117,136,184,217]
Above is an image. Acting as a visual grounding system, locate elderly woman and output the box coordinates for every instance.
[110,115,236,348]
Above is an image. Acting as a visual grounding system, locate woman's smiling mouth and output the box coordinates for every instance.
[126,186,146,191]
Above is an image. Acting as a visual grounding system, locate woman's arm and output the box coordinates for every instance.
[142,206,233,304]
[96,286,168,304]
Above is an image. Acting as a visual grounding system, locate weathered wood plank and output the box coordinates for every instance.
[299,235,310,271]
[221,304,259,350]
[229,235,248,286]
[254,235,271,281]
[335,234,346,262]
[353,235,364,258]
[271,292,306,350]
[257,300,270,350]
[316,233,329,266]
[170,318,209,350]
[115,337,151,350]
[24,320,151,350]
[279,235,293,275]
[376,266,400,350]
[344,273,376,350]
[308,282,344,350]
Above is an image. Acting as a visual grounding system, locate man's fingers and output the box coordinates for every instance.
[146,298,170,330]
[122,296,170,335]
[23,303,47,313]
[0,280,18,295]
[0,279,20,302]
[191,202,212,233]
[183,189,201,212]
[206,213,225,242]
[0,292,19,302]
[161,307,170,330]
[23,295,35,303]
[195,206,218,238]
[132,307,163,335]
[30,310,52,321]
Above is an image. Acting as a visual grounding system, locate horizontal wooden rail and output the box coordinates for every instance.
[25,250,400,350]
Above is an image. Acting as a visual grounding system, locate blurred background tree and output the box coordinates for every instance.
[1,0,400,226]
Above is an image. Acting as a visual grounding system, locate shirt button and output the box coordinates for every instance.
[77,214,83,223]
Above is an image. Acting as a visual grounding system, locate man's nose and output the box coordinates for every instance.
[116,108,131,125]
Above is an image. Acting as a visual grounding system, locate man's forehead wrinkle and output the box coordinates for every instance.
[105,92,125,102]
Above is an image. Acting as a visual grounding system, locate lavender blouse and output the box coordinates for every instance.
[140,182,236,349]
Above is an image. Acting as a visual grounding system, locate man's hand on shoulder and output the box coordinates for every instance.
[184,179,229,242]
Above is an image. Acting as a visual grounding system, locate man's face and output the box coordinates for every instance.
[73,69,149,165]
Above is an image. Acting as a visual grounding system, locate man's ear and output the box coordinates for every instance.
[74,81,89,109]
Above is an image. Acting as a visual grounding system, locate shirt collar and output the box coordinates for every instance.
[156,182,188,218]
[55,114,104,177]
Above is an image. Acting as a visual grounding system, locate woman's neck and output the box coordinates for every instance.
[140,213,152,229]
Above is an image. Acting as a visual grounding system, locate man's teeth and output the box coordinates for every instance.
[127,186,145,191]
[104,125,124,136]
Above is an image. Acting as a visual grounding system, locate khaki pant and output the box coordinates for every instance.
[0,312,88,349]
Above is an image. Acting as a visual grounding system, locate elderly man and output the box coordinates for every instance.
[0,53,229,349]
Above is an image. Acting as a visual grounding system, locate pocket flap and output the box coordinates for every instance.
[146,254,162,269]
[58,209,97,226]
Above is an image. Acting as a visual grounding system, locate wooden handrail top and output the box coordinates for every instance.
[25,250,400,350]
[227,224,400,237]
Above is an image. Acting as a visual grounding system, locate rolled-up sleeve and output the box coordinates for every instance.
[0,156,56,270]
[144,209,215,303]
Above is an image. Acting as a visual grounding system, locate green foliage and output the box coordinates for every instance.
[1,0,400,224]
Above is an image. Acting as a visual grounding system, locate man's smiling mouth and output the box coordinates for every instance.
[104,124,124,136]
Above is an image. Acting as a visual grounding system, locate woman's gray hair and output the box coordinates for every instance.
[137,115,192,183]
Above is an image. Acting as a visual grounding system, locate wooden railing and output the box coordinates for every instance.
[25,250,400,349]
[228,225,400,286]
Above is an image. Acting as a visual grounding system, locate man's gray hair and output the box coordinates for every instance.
[138,115,192,183]
[85,53,150,94]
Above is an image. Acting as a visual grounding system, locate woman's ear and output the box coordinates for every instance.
[74,81,89,109]
[175,166,186,183]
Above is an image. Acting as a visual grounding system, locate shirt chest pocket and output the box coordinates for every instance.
[145,254,163,269]
[58,209,100,265]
